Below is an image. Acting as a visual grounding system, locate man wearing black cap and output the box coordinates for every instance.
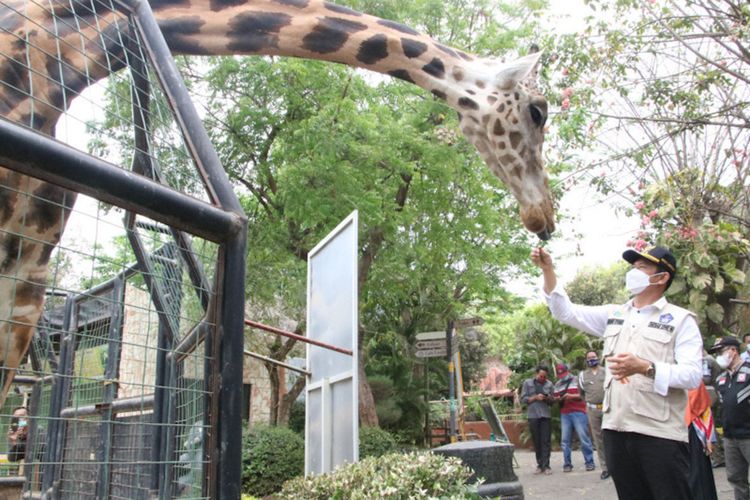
[709,335,750,500]
[531,246,703,500]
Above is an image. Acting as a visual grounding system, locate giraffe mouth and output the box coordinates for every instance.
[536,228,552,241]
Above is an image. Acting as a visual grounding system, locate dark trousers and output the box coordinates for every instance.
[603,429,692,500]
[528,417,551,470]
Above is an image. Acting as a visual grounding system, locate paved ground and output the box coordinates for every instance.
[513,449,736,499]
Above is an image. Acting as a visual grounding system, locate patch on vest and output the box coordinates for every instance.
[659,313,674,323]
[607,318,624,325]
[647,321,675,333]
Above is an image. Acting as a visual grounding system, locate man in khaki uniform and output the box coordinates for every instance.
[579,349,609,479]
[531,246,702,500]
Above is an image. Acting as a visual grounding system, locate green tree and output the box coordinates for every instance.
[566,261,630,306]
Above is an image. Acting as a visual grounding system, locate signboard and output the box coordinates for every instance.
[454,317,484,328]
[415,348,448,358]
[305,211,359,475]
[415,330,447,341]
[415,340,446,350]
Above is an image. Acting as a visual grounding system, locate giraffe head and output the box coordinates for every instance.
[453,52,554,240]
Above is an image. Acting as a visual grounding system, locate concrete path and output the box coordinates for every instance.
[513,449,735,499]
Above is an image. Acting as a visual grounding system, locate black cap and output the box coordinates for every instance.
[622,246,677,277]
[707,336,741,354]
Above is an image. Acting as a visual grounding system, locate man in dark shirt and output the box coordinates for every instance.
[520,366,554,474]
[709,336,750,500]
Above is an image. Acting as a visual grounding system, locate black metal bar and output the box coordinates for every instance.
[167,321,208,364]
[128,0,245,216]
[41,294,76,495]
[0,118,243,244]
[217,231,247,499]
[124,214,178,344]
[59,395,155,419]
[11,375,41,385]
[25,378,43,489]
[96,278,125,499]
[0,477,26,486]
[150,319,171,495]
[244,319,353,356]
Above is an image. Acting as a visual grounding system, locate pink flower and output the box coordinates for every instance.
[561,87,574,98]
[641,215,651,226]
[635,201,645,210]
[626,239,634,247]
[648,209,658,218]
[634,239,648,251]
[561,98,570,110]
[562,67,569,76]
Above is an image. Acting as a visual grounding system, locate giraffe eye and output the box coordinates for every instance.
[529,104,546,128]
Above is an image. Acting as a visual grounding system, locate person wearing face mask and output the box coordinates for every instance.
[520,366,554,475]
[708,335,750,500]
[531,245,702,500]
[553,362,596,473]
[741,333,750,363]
[579,350,609,479]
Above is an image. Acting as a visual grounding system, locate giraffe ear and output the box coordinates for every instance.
[494,51,543,90]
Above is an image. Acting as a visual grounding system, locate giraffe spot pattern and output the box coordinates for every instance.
[466,89,475,95]
[0,185,18,226]
[160,16,211,54]
[457,51,473,61]
[271,0,310,8]
[431,89,447,100]
[422,58,445,79]
[18,113,48,131]
[323,2,363,16]
[14,281,45,308]
[357,34,388,64]
[458,97,478,110]
[44,54,91,100]
[499,153,515,165]
[388,69,413,83]
[452,67,464,81]
[498,142,506,149]
[0,234,21,274]
[302,17,368,54]
[227,12,293,52]
[509,131,522,149]
[36,242,55,266]
[435,44,457,58]
[493,119,505,136]
[377,19,419,36]
[0,54,31,113]
[487,96,497,104]
[476,80,486,89]
[27,184,73,234]
[210,0,246,11]
[53,0,115,19]
[149,0,191,9]
[401,38,427,59]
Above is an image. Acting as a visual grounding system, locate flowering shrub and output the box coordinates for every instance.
[278,451,478,499]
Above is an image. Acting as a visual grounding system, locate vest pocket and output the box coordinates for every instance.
[602,328,621,357]
[635,329,672,362]
[631,377,669,421]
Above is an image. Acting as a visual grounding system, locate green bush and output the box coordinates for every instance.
[288,400,305,435]
[278,451,478,499]
[359,425,397,458]
[241,424,304,496]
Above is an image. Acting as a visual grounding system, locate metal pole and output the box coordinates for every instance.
[446,321,456,443]
[244,319,353,356]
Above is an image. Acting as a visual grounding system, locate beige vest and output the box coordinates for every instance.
[602,302,693,442]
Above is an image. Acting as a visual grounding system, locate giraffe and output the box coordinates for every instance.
[0,0,554,406]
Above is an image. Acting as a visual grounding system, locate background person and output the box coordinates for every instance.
[710,336,750,500]
[579,350,609,479]
[553,362,595,473]
[7,406,28,472]
[741,333,750,363]
[520,366,554,475]
[531,245,702,500]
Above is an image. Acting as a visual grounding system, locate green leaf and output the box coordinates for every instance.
[706,303,724,324]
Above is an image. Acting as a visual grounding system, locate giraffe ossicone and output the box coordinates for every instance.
[0,0,554,406]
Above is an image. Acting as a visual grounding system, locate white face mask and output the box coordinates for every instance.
[717,352,732,369]
[625,268,654,295]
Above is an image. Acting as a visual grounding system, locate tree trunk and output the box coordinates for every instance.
[277,375,306,426]
[266,362,280,425]
[358,327,379,426]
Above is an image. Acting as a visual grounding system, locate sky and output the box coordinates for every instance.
[53,0,638,297]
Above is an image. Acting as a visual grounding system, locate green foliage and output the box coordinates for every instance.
[487,303,600,388]
[368,375,403,427]
[278,451,478,499]
[464,395,516,421]
[241,425,304,497]
[288,400,305,435]
[359,426,398,458]
[566,261,630,306]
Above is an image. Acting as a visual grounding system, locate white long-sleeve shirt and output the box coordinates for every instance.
[543,284,703,396]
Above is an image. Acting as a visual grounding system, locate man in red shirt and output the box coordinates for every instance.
[553,363,596,472]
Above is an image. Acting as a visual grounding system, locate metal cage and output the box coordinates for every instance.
[0,0,247,498]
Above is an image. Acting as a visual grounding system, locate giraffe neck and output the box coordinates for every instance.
[153,0,484,109]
